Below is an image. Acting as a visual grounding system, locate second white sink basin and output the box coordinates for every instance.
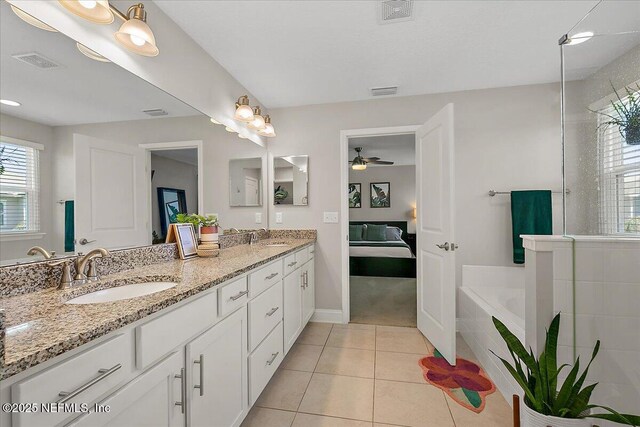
[66,282,177,305]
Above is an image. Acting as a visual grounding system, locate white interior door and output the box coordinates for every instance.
[245,176,259,205]
[74,134,149,251]
[416,103,457,365]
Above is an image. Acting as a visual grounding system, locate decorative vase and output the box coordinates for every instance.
[521,403,591,427]
[624,123,640,145]
[200,226,219,243]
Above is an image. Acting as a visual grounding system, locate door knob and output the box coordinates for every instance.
[78,238,96,245]
[436,242,450,251]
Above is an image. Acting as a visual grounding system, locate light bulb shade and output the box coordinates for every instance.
[248,106,266,130]
[115,18,159,56]
[12,6,58,32]
[58,0,114,24]
[352,162,366,171]
[258,115,276,137]
[77,42,111,62]
[234,96,254,122]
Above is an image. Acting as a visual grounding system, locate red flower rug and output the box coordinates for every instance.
[418,350,496,413]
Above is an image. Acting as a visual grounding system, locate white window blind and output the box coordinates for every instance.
[598,93,640,234]
[0,138,41,234]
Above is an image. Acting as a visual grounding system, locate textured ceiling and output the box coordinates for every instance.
[155,0,605,108]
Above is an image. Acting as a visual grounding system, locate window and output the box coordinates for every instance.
[0,137,42,235]
[598,93,640,234]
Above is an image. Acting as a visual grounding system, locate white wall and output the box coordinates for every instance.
[269,83,563,311]
[150,153,198,236]
[0,113,54,261]
[348,165,416,233]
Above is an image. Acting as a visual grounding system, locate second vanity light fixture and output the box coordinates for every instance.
[58,0,159,57]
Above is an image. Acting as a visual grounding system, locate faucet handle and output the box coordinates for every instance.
[87,259,100,282]
[48,259,73,290]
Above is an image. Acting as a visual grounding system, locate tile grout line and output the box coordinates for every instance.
[442,389,458,427]
[294,323,334,414]
[372,324,377,424]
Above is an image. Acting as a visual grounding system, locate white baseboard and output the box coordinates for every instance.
[311,309,343,323]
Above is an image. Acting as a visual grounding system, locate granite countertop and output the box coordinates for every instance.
[0,238,314,380]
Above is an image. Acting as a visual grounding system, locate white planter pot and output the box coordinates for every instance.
[522,404,591,427]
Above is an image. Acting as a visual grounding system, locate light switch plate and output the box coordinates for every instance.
[275,212,283,224]
[323,212,339,223]
[255,213,262,224]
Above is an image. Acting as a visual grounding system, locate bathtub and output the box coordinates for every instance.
[458,265,525,404]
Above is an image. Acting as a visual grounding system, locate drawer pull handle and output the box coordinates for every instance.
[266,352,280,366]
[194,354,204,396]
[175,368,186,414]
[57,363,121,403]
[266,307,279,317]
[287,261,297,267]
[265,272,279,280]
[229,290,249,301]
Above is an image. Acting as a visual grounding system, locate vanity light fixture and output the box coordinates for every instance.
[225,126,237,133]
[238,134,249,139]
[0,99,21,107]
[58,0,114,24]
[248,106,266,130]
[258,115,276,138]
[566,31,594,45]
[77,42,111,62]
[11,5,58,32]
[114,4,159,57]
[234,95,254,122]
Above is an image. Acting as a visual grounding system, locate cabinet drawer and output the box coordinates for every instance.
[296,247,309,266]
[283,253,298,276]
[248,281,283,351]
[248,323,283,405]
[248,260,283,298]
[219,276,249,317]
[12,333,133,427]
[136,290,217,369]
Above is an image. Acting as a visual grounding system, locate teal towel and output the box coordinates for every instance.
[64,200,75,252]
[511,191,552,264]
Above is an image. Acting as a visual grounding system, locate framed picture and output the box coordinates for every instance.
[158,187,187,238]
[370,182,391,208]
[171,223,198,259]
[348,183,361,208]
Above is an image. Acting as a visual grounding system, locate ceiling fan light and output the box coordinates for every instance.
[114,6,159,57]
[11,5,58,32]
[234,95,254,122]
[58,0,114,24]
[248,106,266,130]
[258,115,276,137]
[77,42,111,62]
[352,162,366,171]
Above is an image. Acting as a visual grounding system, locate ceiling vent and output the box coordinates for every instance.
[12,52,60,69]
[371,86,398,96]
[379,0,413,23]
[143,108,169,117]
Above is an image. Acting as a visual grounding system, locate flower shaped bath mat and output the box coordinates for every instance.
[418,350,496,413]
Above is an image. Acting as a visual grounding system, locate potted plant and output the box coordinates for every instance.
[492,313,639,427]
[176,214,219,243]
[592,83,640,146]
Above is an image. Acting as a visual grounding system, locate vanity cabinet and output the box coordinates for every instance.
[283,245,315,354]
[187,306,247,427]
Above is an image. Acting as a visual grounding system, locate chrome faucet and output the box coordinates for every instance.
[230,228,240,234]
[250,231,259,245]
[27,246,56,259]
[74,248,111,284]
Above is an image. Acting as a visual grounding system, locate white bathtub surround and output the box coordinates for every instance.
[522,235,640,425]
[459,265,525,403]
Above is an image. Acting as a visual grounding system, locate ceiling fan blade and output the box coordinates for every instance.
[369,160,394,165]
[362,157,380,161]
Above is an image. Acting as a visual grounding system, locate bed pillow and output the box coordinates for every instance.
[364,224,387,241]
[385,226,403,241]
[349,224,365,241]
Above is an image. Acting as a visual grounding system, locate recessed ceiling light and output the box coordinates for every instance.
[567,31,594,45]
[0,99,21,107]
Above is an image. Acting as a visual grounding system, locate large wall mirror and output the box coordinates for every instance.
[0,2,268,265]
[273,156,309,205]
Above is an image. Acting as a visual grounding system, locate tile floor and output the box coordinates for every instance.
[242,322,513,427]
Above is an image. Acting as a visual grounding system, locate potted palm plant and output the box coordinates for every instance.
[176,214,219,243]
[492,313,639,427]
[593,83,640,146]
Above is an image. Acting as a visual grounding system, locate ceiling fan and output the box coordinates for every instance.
[349,147,394,170]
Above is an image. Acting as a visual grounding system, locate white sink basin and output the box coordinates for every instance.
[66,282,177,305]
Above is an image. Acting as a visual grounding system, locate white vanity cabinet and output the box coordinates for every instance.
[283,245,315,354]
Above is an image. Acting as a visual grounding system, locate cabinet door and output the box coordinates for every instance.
[69,351,185,427]
[187,307,248,427]
[283,270,303,354]
[303,260,315,324]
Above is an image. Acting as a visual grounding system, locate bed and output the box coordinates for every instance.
[349,221,416,278]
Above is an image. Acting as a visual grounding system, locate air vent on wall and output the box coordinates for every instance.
[371,86,398,96]
[143,108,168,117]
[12,52,60,69]
[380,0,413,23]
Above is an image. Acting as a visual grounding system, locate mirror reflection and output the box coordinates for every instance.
[0,2,267,265]
[229,158,263,207]
[273,156,309,206]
